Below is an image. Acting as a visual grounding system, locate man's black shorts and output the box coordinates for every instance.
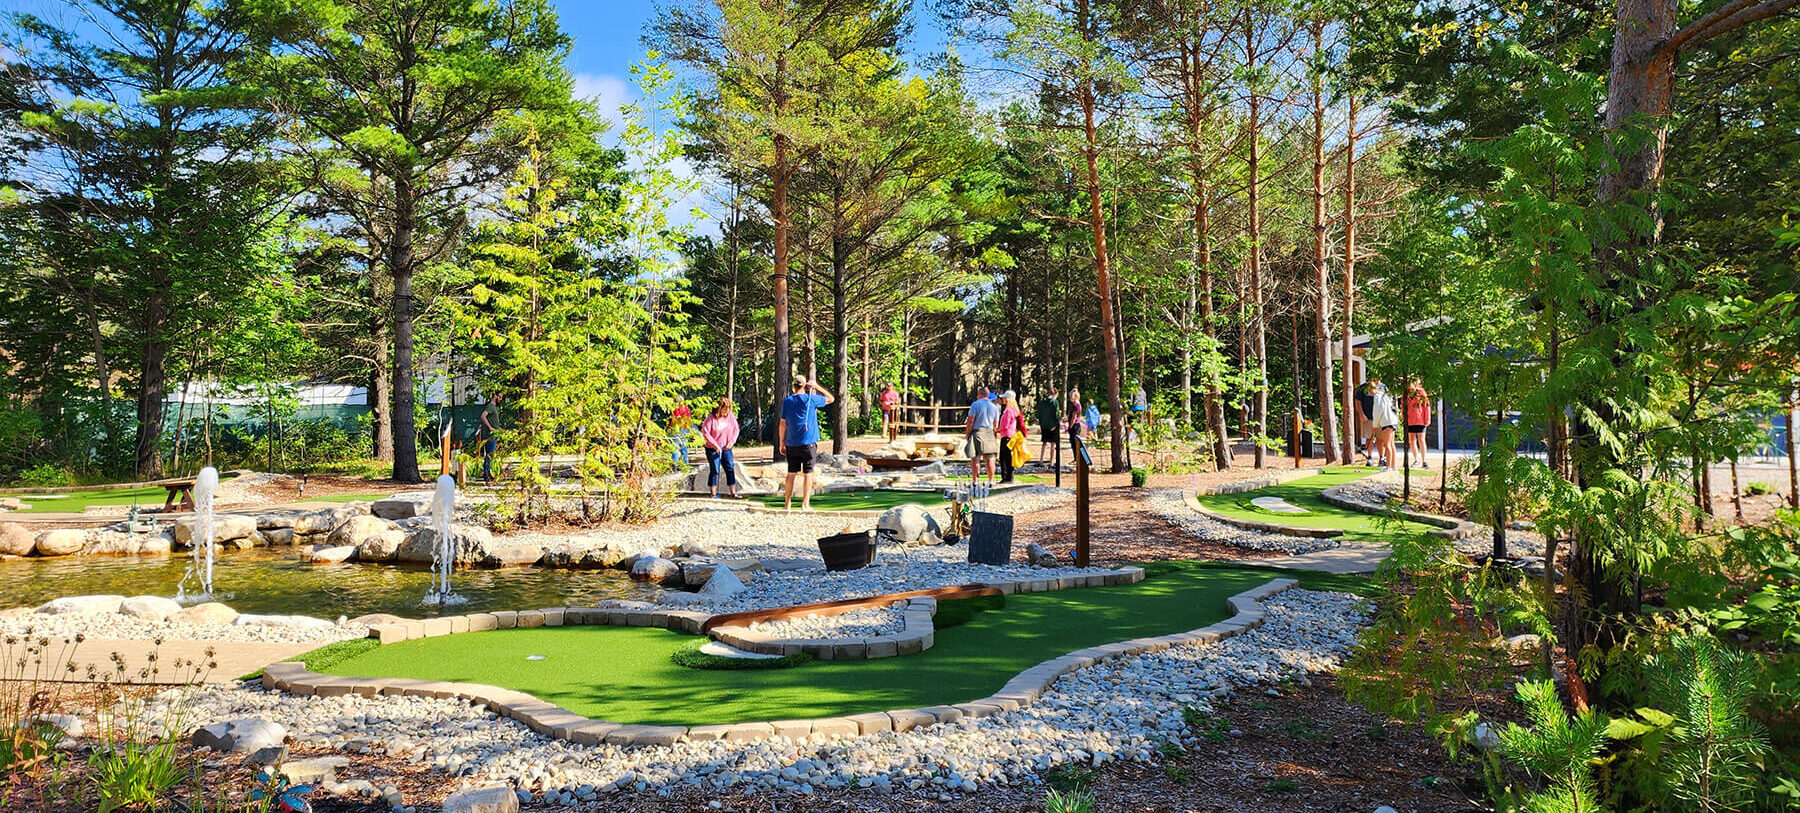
[785,443,816,474]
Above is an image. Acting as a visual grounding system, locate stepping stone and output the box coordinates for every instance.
[1250,496,1308,514]
[698,641,781,660]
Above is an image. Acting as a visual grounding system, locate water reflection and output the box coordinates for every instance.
[0,550,653,617]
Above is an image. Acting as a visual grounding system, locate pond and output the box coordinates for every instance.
[0,550,655,618]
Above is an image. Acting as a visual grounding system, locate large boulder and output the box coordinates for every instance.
[290,504,368,535]
[173,515,257,547]
[697,566,746,599]
[356,529,406,562]
[1025,542,1060,568]
[254,512,299,531]
[395,524,496,566]
[34,528,89,556]
[191,718,287,754]
[441,786,519,813]
[876,503,943,545]
[170,602,237,626]
[678,558,762,588]
[327,515,394,548]
[629,556,682,585]
[307,545,357,564]
[83,530,171,556]
[261,528,296,547]
[0,522,37,556]
[37,594,124,615]
[119,595,183,621]
[476,542,545,569]
[370,493,434,520]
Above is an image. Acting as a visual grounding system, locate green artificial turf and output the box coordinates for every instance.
[1191,467,1435,544]
[318,564,1363,725]
[750,489,947,511]
[6,476,239,514]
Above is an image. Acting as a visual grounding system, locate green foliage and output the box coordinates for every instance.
[17,464,73,488]
[1496,680,1611,813]
[1043,762,1099,794]
[1746,481,1774,497]
[1042,787,1096,813]
[1129,467,1148,487]
[1182,706,1231,742]
[669,639,814,671]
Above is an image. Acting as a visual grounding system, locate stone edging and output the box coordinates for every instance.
[1317,483,1481,540]
[710,596,939,660]
[260,570,1298,749]
[1181,490,1344,539]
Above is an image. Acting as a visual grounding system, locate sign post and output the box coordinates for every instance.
[1073,434,1090,567]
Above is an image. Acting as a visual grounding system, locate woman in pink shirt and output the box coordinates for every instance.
[995,390,1028,484]
[701,398,741,497]
[1403,382,1433,468]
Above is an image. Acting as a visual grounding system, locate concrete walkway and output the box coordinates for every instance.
[28,638,315,684]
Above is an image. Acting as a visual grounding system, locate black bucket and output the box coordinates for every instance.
[818,531,878,572]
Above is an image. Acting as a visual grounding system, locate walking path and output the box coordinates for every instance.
[29,638,313,685]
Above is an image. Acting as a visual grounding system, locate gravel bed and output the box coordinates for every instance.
[0,613,368,645]
[1144,489,1340,555]
[160,589,1364,803]
[746,605,906,639]
[509,505,879,563]
[651,556,1119,614]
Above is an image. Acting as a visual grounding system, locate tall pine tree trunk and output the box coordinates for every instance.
[389,176,421,483]
[1309,19,1339,463]
[1077,1,1127,473]
[1340,94,1361,465]
[831,213,850,455]
[770,53,793,458]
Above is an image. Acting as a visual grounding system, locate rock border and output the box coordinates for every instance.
[1317,483,1481,540]
[709,596,939,661]
[260,570,1304,748]
[1180,491,1344,539]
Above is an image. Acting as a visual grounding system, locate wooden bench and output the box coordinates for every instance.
[159,480,196,512]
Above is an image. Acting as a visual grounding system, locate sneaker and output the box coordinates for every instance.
[1421,461,1431,469]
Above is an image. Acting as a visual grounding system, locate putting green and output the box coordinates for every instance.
[3,476,239,514]
[1193,467,1435,543]
[750,490,946,511]
[318,563,1368,725]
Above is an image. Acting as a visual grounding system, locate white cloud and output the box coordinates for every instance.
[573,72,633,131]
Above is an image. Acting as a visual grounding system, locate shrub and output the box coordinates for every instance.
[1043,788,1096,813]
[17,463,73,488]
[1129,467,1148,487]
[1746,481,1774,496]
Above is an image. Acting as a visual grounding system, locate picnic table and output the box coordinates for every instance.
[158,479,196,512]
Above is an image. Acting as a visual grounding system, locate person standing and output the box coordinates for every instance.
[879,383,901,442]
[701,398,741,498]
[1404,382,1433,468]
[669,401,694,465]
[965,386,1001,485]
[1371,379,1400,471]
[1065,389,1087,445]
[1355,381,1377,466]
[478,392,504,484]
[778,378,835,510]
[995,391,1028,484]
[1035,392,1061,463]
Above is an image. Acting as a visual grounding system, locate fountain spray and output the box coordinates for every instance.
[424,474,463,606]
[179,466,219,601]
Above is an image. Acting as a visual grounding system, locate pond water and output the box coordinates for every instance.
[0,550,655,618]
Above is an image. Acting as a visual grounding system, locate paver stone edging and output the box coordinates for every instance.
[1180,490,1345,539]
[709,596,939,660]
[262,570,1299,747]
[1199,467,1324,496]
[1317,481,1481,540]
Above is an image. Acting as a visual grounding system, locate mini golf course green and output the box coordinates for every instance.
[750,490,947,512]
[1192,467,1436,544]
[3,475,240,514]
[317,562,1369,725]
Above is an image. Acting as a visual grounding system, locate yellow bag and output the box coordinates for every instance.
[1009,432,1030,469]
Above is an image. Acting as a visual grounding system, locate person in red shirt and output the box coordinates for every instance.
[1403,382,1433,468]
[879,383,901,442]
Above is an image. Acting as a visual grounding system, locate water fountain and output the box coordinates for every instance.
[423,474,464,607]
[178,466,220,602]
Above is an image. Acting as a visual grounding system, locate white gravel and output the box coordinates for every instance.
[1145,489,1340,555]
[747,605,906,640]
[160,589,1365,801]
[0,614,368,645]
[658,557,1117,614]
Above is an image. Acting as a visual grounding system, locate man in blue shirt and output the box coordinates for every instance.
[778,377,835,511]
[965,386,1001,485]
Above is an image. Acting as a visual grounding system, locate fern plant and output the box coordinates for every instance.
[1497,680,1611,813]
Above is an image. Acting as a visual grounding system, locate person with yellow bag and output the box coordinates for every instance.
[995,391,1030,484]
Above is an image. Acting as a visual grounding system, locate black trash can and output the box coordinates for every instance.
[818,531,878,572]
